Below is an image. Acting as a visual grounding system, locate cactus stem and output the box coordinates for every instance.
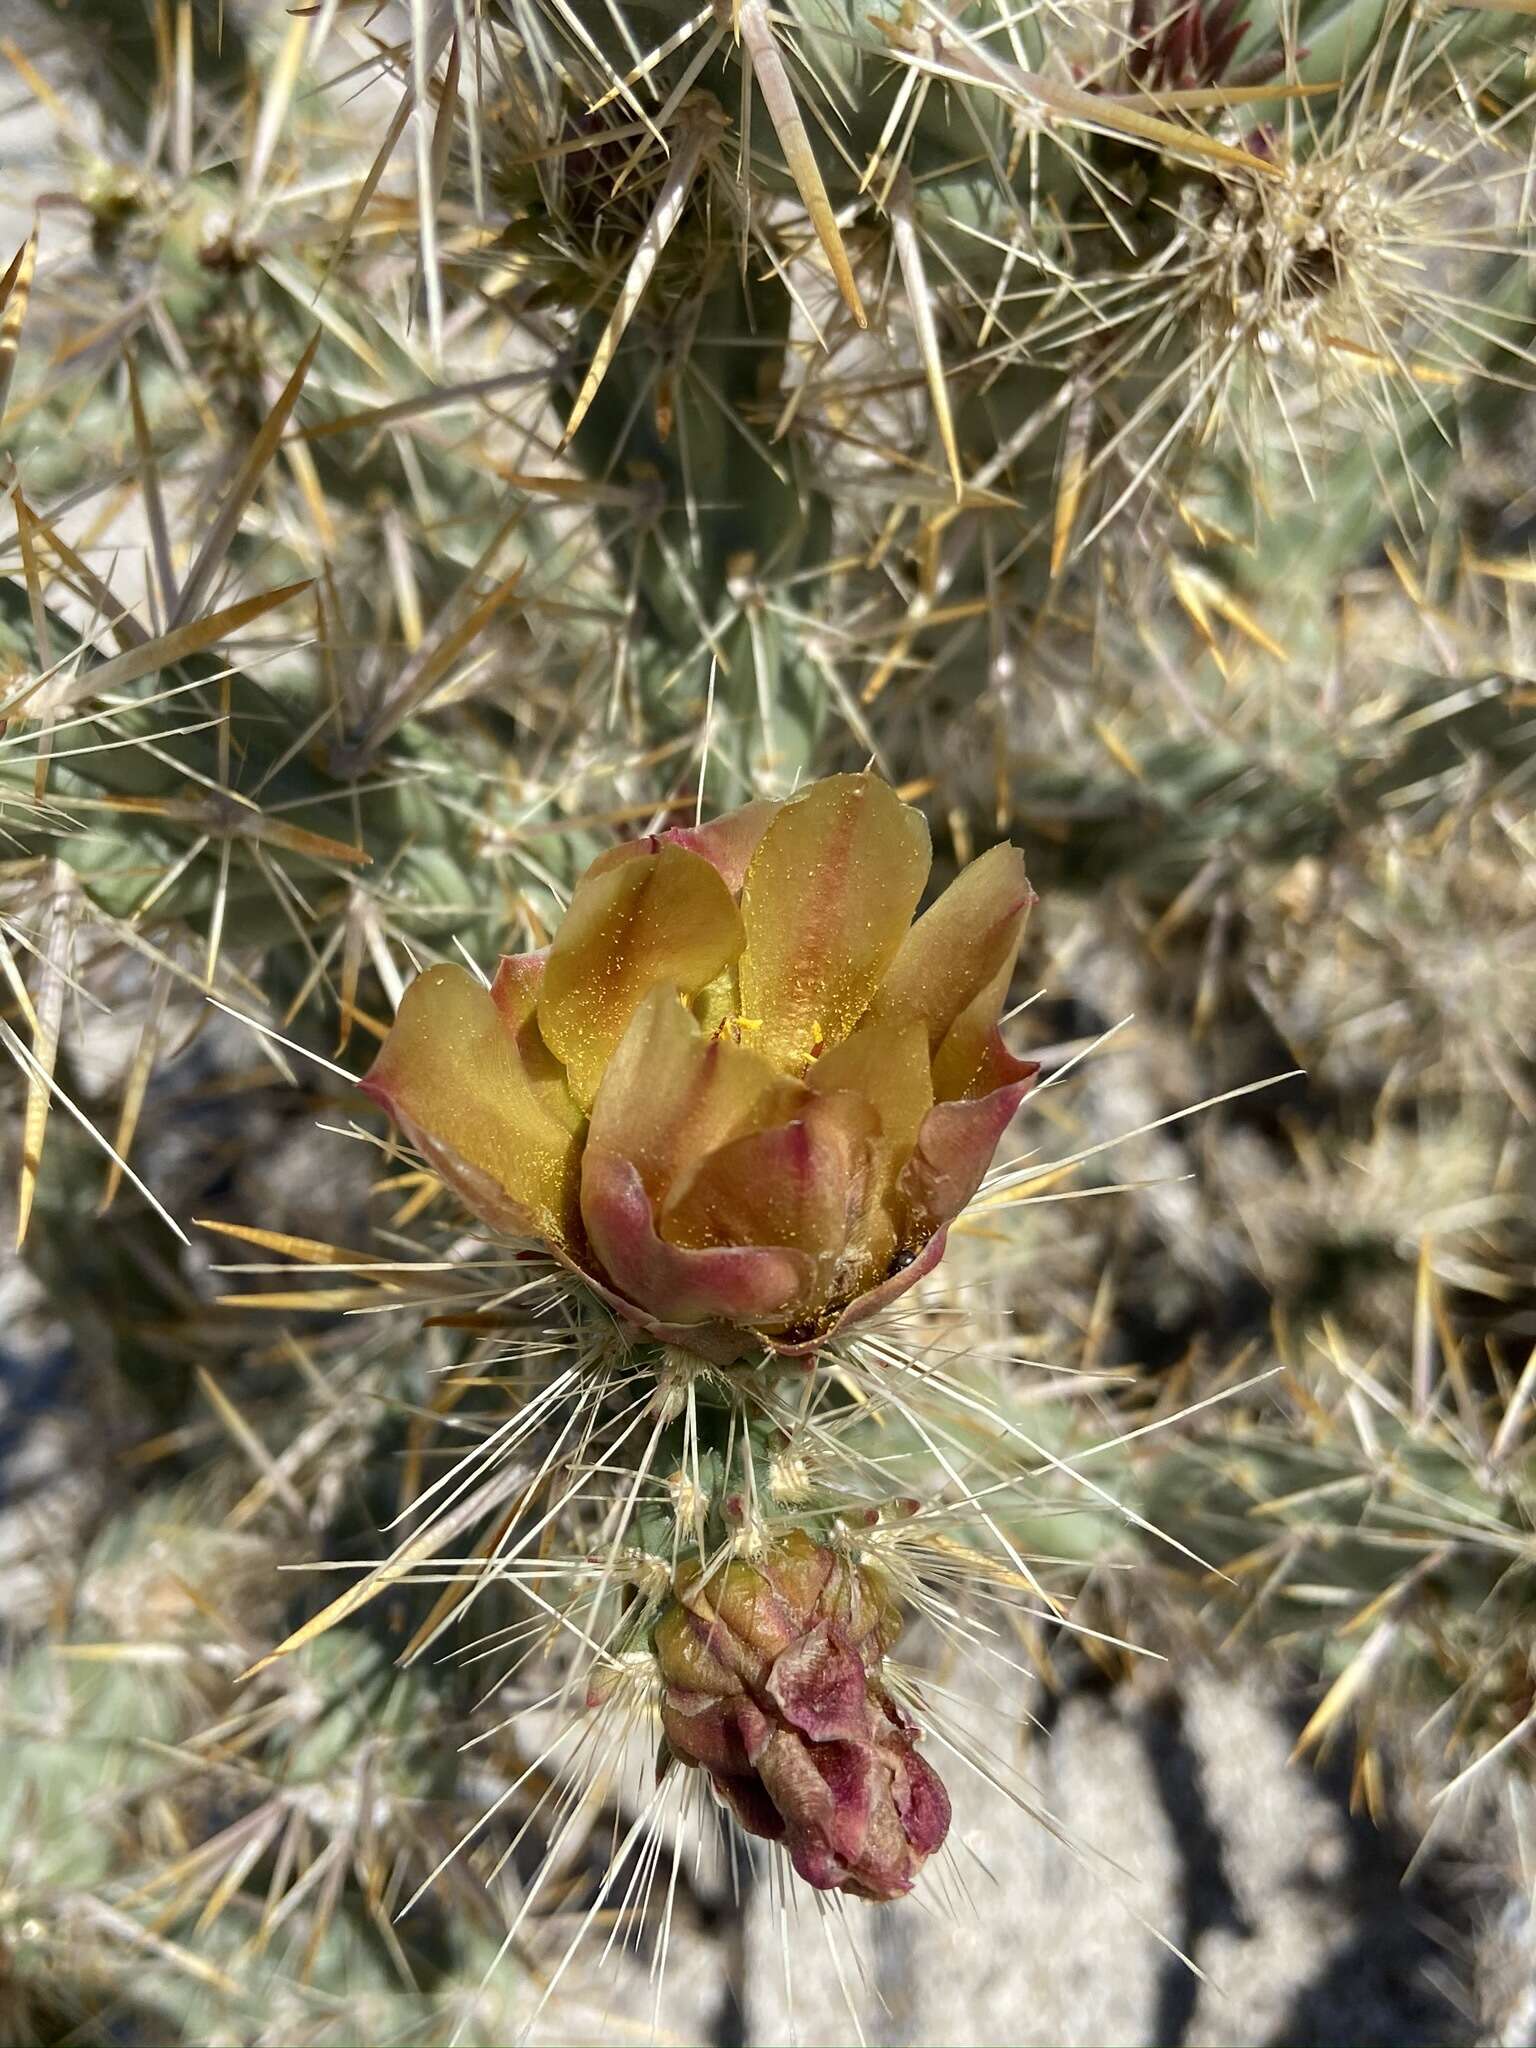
[560,100,727,450]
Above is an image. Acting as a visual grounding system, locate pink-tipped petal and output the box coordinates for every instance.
[666,799,779,895]
[580,1148,813,1326]
[490,950,546,1009]
[556,1240,771,1360]
[901,1059,1039,1234]
[586,797,779,898]
[765,1227,951,1358]
[962,1024,1040,1100]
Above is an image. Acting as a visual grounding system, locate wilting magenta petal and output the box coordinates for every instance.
[901,1060,1039,1234]
[754,1727,838,1868]
[786,1836,848,1891]
[758,1732,880,1892]
[580,1148,813,1327]
[711,1771,786,1842]
[894,1745,952,1857]
[659,1690,752,1776]
[766,1622,871,1744]
[732,1696,776,1767]
[812,1739,879,1866]
[652,1532,952,1901]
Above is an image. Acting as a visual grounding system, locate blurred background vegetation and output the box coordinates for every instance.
[1,0,1534,2040]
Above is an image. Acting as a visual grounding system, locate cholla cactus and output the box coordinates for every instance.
[2,0,1535,2035]
[251,771,1053,1941]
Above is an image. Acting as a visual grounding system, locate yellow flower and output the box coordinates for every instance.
[362,775,1036,1358]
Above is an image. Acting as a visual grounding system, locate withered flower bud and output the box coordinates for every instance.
[652,1530,950,1901]
[1126,0,1287,91]
[363,774,1036,1359]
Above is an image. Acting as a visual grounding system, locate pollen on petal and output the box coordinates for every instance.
[363,962,582,1244]
[538,843,745,1112]
[739,774,931,1074]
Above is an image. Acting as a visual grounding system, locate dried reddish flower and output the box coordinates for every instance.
[652,1530,950,1900]
[1127,0,1286,90]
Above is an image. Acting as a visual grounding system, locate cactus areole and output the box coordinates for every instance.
[363,773,1037,1361]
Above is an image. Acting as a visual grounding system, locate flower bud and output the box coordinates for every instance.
[651,1530,950,1901]
[363,776,1037,1359]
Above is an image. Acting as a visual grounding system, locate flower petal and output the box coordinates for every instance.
[953,1023,1039,1104]
[666,799,779,895]
[653,1604,738,1699]
[586,984,794,1210]
[586,797,778,899]
[707,1544,833,1664]
[808,1017,933,1161]
[362,963,581,1243]
[755,1730,890,1893]
[689,964,741,1041]
[900,1060,1038,1235]
[814,1739,880,1869]
[660,1090,881,1318]
[893,1742,951,1857]
[869,843,1034,1085]
[765,1227,951,1358]
[929,961,1015,1103]
[710,1769,786,1842]
[739,774,930,1073]
[658,1689,751,1776]
[803,1019,933,1283]
[557,1250,765,1363]
[753,1725,839,1871]
[538,842,744,1111]
[489,952,584,1133]
[580,1149,813,1326]
[766,1621,871,1744]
